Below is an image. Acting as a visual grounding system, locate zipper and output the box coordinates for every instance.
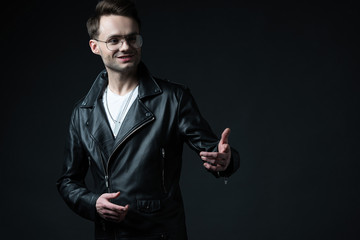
[161,147,167,194]
[104,117,155,191]
[93,143,111,193]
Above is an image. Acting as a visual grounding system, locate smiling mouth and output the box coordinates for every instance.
[116,54,135,63]
[118,55,133,59]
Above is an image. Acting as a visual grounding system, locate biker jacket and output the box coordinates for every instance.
[57,62,240,239]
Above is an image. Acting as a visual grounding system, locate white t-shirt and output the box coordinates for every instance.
[102,86,139,137]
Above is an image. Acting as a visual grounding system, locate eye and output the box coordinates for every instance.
[126,35,137,43]
[107,38,120,45]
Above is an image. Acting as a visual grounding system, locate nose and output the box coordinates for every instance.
[119,39,130,51]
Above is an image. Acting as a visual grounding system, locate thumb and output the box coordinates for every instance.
[220,128,231,145]
[104,191,121,200]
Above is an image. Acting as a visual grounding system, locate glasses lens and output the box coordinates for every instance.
[106,35,143,51]
[133,35,143,48]
[106,38,121,51]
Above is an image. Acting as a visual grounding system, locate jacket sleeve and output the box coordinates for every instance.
[56,108,101,221]
[177,87,240,178]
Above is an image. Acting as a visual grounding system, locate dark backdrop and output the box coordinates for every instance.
[1,1,359,239]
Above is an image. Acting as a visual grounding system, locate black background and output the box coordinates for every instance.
[1,1,359,239]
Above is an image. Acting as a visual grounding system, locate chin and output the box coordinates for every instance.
[108,61,139,73]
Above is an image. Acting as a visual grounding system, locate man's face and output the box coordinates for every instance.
[90,15,141,74]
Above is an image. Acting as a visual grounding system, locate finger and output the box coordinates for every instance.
[101,208,122,217]
[107,203,129,213]
[103,191,121,200]
[200,151,219,158]
[201,157,227,167]
[100,207,128,220]
[220,128,231,145]
[104,206,129,222]
[203,162,225,172]
[202,158,216,165]
[97,199,127,212]
[201,151,229,158]
[200,152,228,160]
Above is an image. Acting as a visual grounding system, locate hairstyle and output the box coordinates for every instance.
[86,0,141,39]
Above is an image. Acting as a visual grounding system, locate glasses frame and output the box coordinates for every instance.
[94,34,143,51]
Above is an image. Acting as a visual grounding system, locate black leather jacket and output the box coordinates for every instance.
[57,62,240,239]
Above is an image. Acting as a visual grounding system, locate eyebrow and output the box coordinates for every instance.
[106,32,138,39]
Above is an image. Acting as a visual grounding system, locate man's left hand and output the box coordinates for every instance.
[200,128,231,172]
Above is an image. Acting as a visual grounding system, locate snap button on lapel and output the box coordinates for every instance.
[145,112,151,117]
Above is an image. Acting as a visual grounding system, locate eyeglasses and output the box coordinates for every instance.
[94,34,143,51]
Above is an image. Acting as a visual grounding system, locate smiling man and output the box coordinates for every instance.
[57,0,240,239]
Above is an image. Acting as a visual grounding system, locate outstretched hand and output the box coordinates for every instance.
[200,128,231,172]
[96,192,129,222]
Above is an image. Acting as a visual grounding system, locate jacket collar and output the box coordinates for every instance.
[80,62,162,108]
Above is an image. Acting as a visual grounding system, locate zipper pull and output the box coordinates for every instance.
[161,148,165,158]
[105,175,110,192]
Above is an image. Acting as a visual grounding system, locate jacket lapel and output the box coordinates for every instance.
[81,70,115,159]
[112,62,161,152]
[86,99,115,159]
[81,62,162,158]
[112,98,154,152]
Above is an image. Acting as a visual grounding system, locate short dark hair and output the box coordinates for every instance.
[86,0,141,39]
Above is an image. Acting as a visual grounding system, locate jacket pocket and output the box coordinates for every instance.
[137,199,161,214]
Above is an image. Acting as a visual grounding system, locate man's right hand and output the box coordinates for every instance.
[96,192,129,222]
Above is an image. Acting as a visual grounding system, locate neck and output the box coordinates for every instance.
[106,68,139,96]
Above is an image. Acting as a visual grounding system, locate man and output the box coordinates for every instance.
[57,0,240,239]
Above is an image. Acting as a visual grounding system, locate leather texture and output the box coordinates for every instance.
[57,62,240,239]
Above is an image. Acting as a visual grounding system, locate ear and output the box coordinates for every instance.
[89,40,100,55]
